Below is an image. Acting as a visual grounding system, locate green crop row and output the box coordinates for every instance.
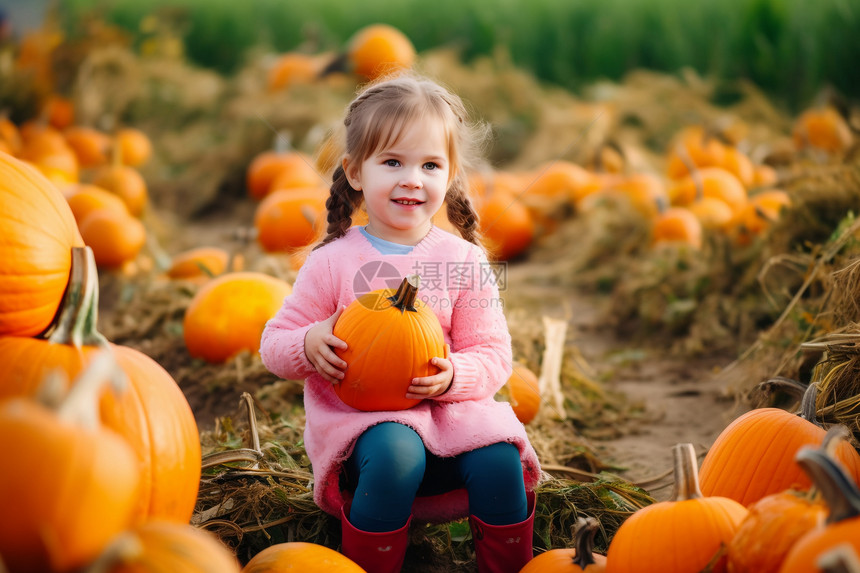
[58,0,859,110]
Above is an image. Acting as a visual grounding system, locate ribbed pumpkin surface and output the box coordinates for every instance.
[332,287,445,411]
[698,408,860,507]
[0,152,83,336]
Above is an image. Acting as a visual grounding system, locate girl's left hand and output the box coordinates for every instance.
[406,344,453,399]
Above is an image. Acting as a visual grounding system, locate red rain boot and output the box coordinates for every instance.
[340,503,411,573]
[469,491,536,573]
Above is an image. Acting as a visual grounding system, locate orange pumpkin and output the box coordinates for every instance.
[726,490,827,572]
[247,148,320,200]
[166,246,230,281]
[115,127,153,167]
[792,106,854,154]
[0,352,141,573]
[665,125,727,180]
[43,94,76,130]
[688,196,735,231]
[698,385,860,508]
[347,24,415,80]
[91,163,149,217]
[733,189,791,245]
[519,516,607,572]
[605,443,748,573]
[0,152,84,337]
[17,126,80,184]
[780,445,860,572]
[525,160,594,203]
[254,187,327,252]
[332,275,446,411]
[183,271,292,363]
[267,52,320,91]
[89,520,241,573]
[242,542,365,572]
[78,208,147,269]
[668,167,748,214]
[651,206,703,249]
[64,183,130,223]
[269,153,324,193]
[0,247,202,525]
[63,125,112,168]
[504,361,541,425]
[478,185,534,261]
[752,164,778,188]
[606,172,668,219]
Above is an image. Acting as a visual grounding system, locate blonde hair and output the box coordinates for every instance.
[315,73,488,249]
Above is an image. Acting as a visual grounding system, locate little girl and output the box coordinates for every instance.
[260,74,541,573]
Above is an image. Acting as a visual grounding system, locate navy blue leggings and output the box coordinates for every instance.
[345,422,527,532]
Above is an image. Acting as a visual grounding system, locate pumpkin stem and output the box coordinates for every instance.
[799,382,821,426]
[84,531,144,573]
[796,440,860,525]
[388,275,421,312]
[755,376,807,403]
[817,544,860,573]
[45,246,109,348]
[809,425,852,502]
[571,516,601,569]
[55,350,128,430]
[670,443,703,501]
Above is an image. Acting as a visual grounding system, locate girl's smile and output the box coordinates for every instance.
[343,116,450,245]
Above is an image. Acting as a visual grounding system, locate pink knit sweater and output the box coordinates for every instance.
[259,226,542,522]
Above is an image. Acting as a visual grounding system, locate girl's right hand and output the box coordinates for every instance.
[304,306,349,384]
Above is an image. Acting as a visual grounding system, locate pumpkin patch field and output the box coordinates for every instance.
[2,2,860,571]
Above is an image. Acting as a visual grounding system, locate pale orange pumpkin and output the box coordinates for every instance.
[64,183,130,223]
[668,167,748,214]
[115,127,153,167]
[183,271,292,363]
[332,275,446,411]
[89,520,242,573]
[247,148,320,200]
[63,125,112,168]
[665,125,728,180]
[166,246,231,281]
[792,106,854,154]
[651,206,703,249]
[605,443,748,573]
[267,52,320,91]
[91,163,149,217]
[254,187,328,252]
[0,152,84,337]
[0,352,141,573]
[347,24,415,80]
[77,207,147,269]
[242,542,365,572]
[0,247,202,525]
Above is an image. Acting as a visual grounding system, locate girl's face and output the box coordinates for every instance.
[343,115,450,245]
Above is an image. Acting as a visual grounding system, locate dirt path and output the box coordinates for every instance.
[504,257,749,501]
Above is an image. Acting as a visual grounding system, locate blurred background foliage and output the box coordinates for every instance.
[52,0,860,111]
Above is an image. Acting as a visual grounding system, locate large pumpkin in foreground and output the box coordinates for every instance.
[698,384,860,507]
[0,151,84,337]
[0,247,201,525]
[333,275,445,411]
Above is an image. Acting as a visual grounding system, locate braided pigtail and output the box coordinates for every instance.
[445,174,482,247]
[314,165,363,250]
